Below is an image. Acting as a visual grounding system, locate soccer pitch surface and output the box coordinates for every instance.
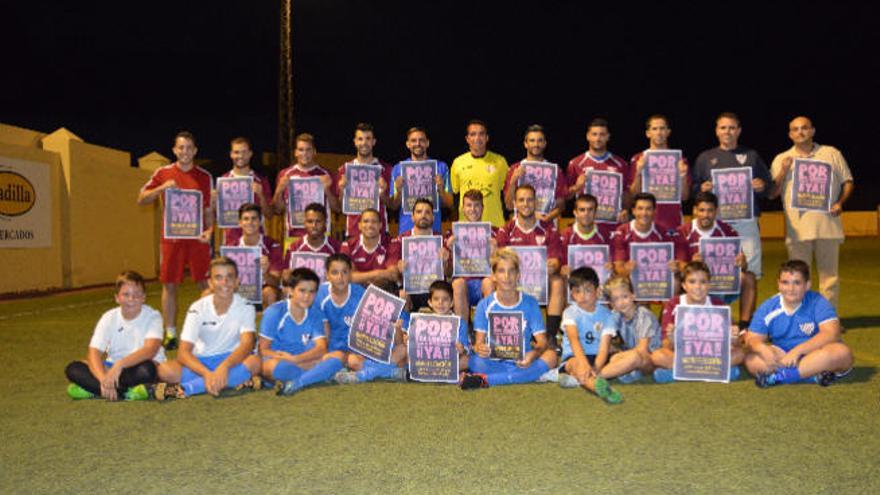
[2,239,878,494]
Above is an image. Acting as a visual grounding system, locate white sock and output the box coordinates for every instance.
[165,327,177,338]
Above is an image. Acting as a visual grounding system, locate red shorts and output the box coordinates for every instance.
[160,240,211,284]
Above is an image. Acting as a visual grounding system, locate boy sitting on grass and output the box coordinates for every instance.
[651,261,744,383]
[745,260,853,387]
[264,268,345,396]
[65,271,173,401]
[597,275,661,384]
[552,267,622,404]
[154,257,262,400]
[400,280,470,375]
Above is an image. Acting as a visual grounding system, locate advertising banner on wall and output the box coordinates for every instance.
[0,156,51,248]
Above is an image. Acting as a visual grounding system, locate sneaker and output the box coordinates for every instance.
[334,370,360,385]
[653,368,674,384]
[154,382,184,401]
[817,368,852,387]
[558,373,580,389]
[124,384,150,401]
[538,368,560,383]
[67,383,95,400]
[617,370,643,384]
[163,335,178,351]
[277,381,299,397]
[594,376,623,404]
[459,373,488,390]
[755,372,778,388]
[728,366,741,381]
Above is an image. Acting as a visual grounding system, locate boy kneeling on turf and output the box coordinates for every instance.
[554,267,623,404]
[263,268,346,396]
[597,276,661,384]
[745,260,853,387]
[154,257,262,400]
[65,271,174,401]
[651,261,744,383]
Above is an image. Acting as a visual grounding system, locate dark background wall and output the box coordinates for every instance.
[3,1,876,210]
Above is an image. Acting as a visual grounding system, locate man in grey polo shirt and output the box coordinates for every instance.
[769,116,854,309]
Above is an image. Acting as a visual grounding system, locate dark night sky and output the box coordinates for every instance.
[3,1,877,210]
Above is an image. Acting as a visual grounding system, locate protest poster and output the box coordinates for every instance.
[791,159,833,212]
[566,245,611,303]
[585,170,623,223]
[673,305,732,383]
[287,251,329,282]
[163,188,202,239]
[510,246,548,304]
[342,163,382,214]
[348,285,406,363]
[216,176,254,228]
[700,237,741,295]
[401,160,438,214]
[487,311,525,361]
[630,242,674,301]
[287,177,324,229]
[712,167,753,221]
[407,313,460,383]
[642,150,682,203]
[402,235,444,294]
[451,222,492,277]
[219,246,262,305]
[517,161,558,215]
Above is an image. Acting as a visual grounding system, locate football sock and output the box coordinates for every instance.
[487,359,550,387]
[356,360,400,382]
[273,361,304,382]
[293,357,343,390]
[771,366,802,384]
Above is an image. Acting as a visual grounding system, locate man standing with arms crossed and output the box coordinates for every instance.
[138,131,213,350]
[769,116,854,309]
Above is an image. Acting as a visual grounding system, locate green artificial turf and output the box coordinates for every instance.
[1,239,879,494]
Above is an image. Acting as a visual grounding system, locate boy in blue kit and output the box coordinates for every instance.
[460,248,557,389]
[745,260,853,387]
[65,271,172,401]
[401,280,470,374]
[333,278,409,384]
[596,276,660,384]
[554,267,622,404]
[316,254,365,365]
[261,268,346,396]
[154,257,263,400]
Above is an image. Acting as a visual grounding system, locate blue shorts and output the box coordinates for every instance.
[180,352,231,383]
[718,293,740,305]
[466,278,484,306]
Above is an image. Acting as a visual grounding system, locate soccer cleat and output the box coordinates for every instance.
[754,372,778,388]
[334,371,360,385]
[154,382,185,401]
[652,368,674,384]
[558,373,580,389]
[459,373,488,390]
[67,383,95,400]
[277,380,300,397]
[162,335,179,351]
[124,384,149,401]
[729,366,741,381]
[816,368,851,387]
[594,376,623,404]
[616,370,643,384]
[538,368,560,383]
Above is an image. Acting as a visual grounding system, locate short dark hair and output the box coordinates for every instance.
[238,202,262,219]
[304,202,327,219]
[632,192,657,209]
[230,136,252,149]
[587,118,609,132]
[692,191,718,208]
[295,133,315,146]
[514,183,536,197]
[360,208,381,222]
[174,131,196,147]
[575,193,598,210]
[569,266,600,290]
[115,270,146,293]
[355,122,374,134]
[428,280,453,300]
[779,259,810,281]
[282,267,320,288]
[326,253,353,271]
[716,112,740,126]
[462,189,483,203]
[412,197,434,214]
[645,114,669,129]
[523,124,545,140]
[466,119,488,133]
[406,126,427,138]
[682,261,711,281]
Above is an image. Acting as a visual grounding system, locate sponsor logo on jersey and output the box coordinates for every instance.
[735,154,748,165]
[301,333,311,345]
[344,316,352,327]
[799,322,815,335]
[0,171,36,217]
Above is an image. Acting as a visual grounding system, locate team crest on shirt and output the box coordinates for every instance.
[377,254,386,264]
[735,154,748,165]
[302,333,311,345]
[710,158,718,166]
[799,322,816,336]
[536,235,545,245]
[594,322,602,333]
[344,316,353,327]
